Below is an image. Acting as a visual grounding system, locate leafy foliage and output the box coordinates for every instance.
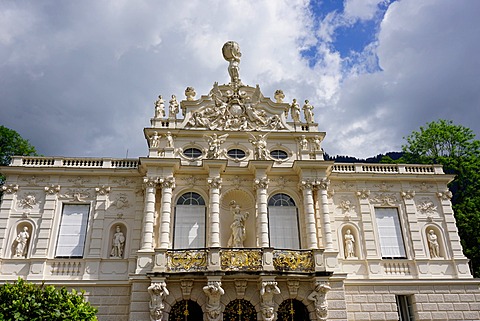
[402,119,480,277]
[0,278,98,321]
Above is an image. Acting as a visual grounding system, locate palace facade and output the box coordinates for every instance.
[1,42,479,321]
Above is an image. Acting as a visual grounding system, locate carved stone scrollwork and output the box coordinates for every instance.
[273,250,314,272]
[401,190,416,200]
[234,279,248,298]
[287,279,300,298]
[95,185,110,195]
[356,189,371,199]
[18,194,38,209]
[207,177,222,190]
[159,177,175,189]
[437,190,453,200]
[253,177,269,190]
[44,185,61,195]
[2,184,18,194]
[417,200,437,214]
[308,282,331,321]
[370,193,398,206]
[148,281,169,321]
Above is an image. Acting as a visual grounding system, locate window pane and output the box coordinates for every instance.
[183,148,203,158]
[174,205,205,248]
[270,150,288,160]
[227,149,246,159]
[56,204,90,257]
[268,194,299,249]
[375,208,406,258]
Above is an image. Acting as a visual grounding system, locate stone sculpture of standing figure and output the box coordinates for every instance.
[169,95,179,119]
[428,229,440,258]
[154,95,165,118]
[148,281,169,321]
[222,41,242,85]
[15,226,29,258]
[203,281,225,321]
[150,132,160,148]
[303,99,315,123]
[165,132,174,148]
[249,134,268,160]
[291,99,301,123]
[308,282,331,321]
[111,225,125,258]
[344,229,355,258]
[299,135,309,151]
[228,201,249,248]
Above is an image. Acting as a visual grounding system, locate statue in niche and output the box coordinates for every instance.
[299,135,309,151]
[168,95,179,119]
[260,281,281,321]
[308,282,331,321]
[150,132,160,148]
[428,229,440,258]
[222,41,242,85]
[154,95,165,118]
[110,225,125,258]
[303,99,315,123]
[148,281,169,321]
[204,133,229,159]
[203,281,224,321]
[344,229,356,258]
[249,133,268,160]
[165,132,174,148]
[14,226,29,258]
[290,99,301,123]
[228,201,249,247]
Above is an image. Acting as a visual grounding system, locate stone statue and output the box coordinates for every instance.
[168,95,179,119]
[299,135,309,151]
[260,281,280,321]
[110,225,125,258]
[274,89,285,103]
[205,133,228,159]
[148,281,169,321]
[303,99,315,123]
[203,281,224,321]
[185,87,196,101]
[249,134,268,160]
[222,41,242,85]
[291,99,301,123]
[150,132,160,148]
[308,282,331,321]
[228,201,249,248]
[344,229,356,258]
[165,132,174,148]
[15,226,29,258]
[428,229,440,258]
[154,95,165,118]
[311,135,322,152]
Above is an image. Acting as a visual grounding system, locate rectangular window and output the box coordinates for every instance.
[173,205,206,249]
[56,204,90,257]
[268,207,300,249]
[375,207,406,258]
[396,295,415,321]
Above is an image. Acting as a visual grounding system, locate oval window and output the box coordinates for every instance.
[227,149,246,160]
[270,149,288,160]
[183,148,203,159]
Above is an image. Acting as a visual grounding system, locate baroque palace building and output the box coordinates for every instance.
[1,42,479,321]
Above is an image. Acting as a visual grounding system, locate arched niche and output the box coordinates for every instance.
[424,225,446,259]
[340,224,361,259]
[220,189,255,248]
[108,223,127,259]
[10,221,34,259]
[169,299,203,321]
[278,299,310,321]
[224,299,257,321]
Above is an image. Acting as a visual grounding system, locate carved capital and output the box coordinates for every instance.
[207,177,222,190]
[401,190,416,200]
[2,184,18,194]
[315,178,330,190]
[254,177,269,190]
[143,177,158,188]
[356,189,371,199]
[299,179,314,191]
[44,185,61,195]
[95,185,111,195]
[159,176,176,190]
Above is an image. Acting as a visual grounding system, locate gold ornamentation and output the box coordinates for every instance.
[220,249,262,271]
[273,250,314,272]
[166,250,207,272]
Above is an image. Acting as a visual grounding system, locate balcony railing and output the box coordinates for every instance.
[10,156,139,169]
[331,163,444,174]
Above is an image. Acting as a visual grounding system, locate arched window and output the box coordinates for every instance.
[169,300,203,321]
[224,299,256,321]
[278,299,310,321]
[174,192,206,249]
[268,193,300,249]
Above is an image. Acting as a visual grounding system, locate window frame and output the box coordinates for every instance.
[183,147,203,159]
[374,207,407,259]
[396,295,415,321]
[173,192,207,249]
[267,193,300,249]
[55,203,91,258]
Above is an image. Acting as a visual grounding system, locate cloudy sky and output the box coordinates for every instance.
[1,0,479,159]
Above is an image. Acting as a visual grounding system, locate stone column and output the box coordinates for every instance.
[300,179,318,249]
[140,177,157,251]
[316,179,333,251]
[159,177,175,249]
[207,176,222,247]
[254,177,270,247]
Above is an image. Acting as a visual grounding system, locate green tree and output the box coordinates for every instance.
[0,126,39,185]
[402,119,480,277]
[0,278,98,321]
